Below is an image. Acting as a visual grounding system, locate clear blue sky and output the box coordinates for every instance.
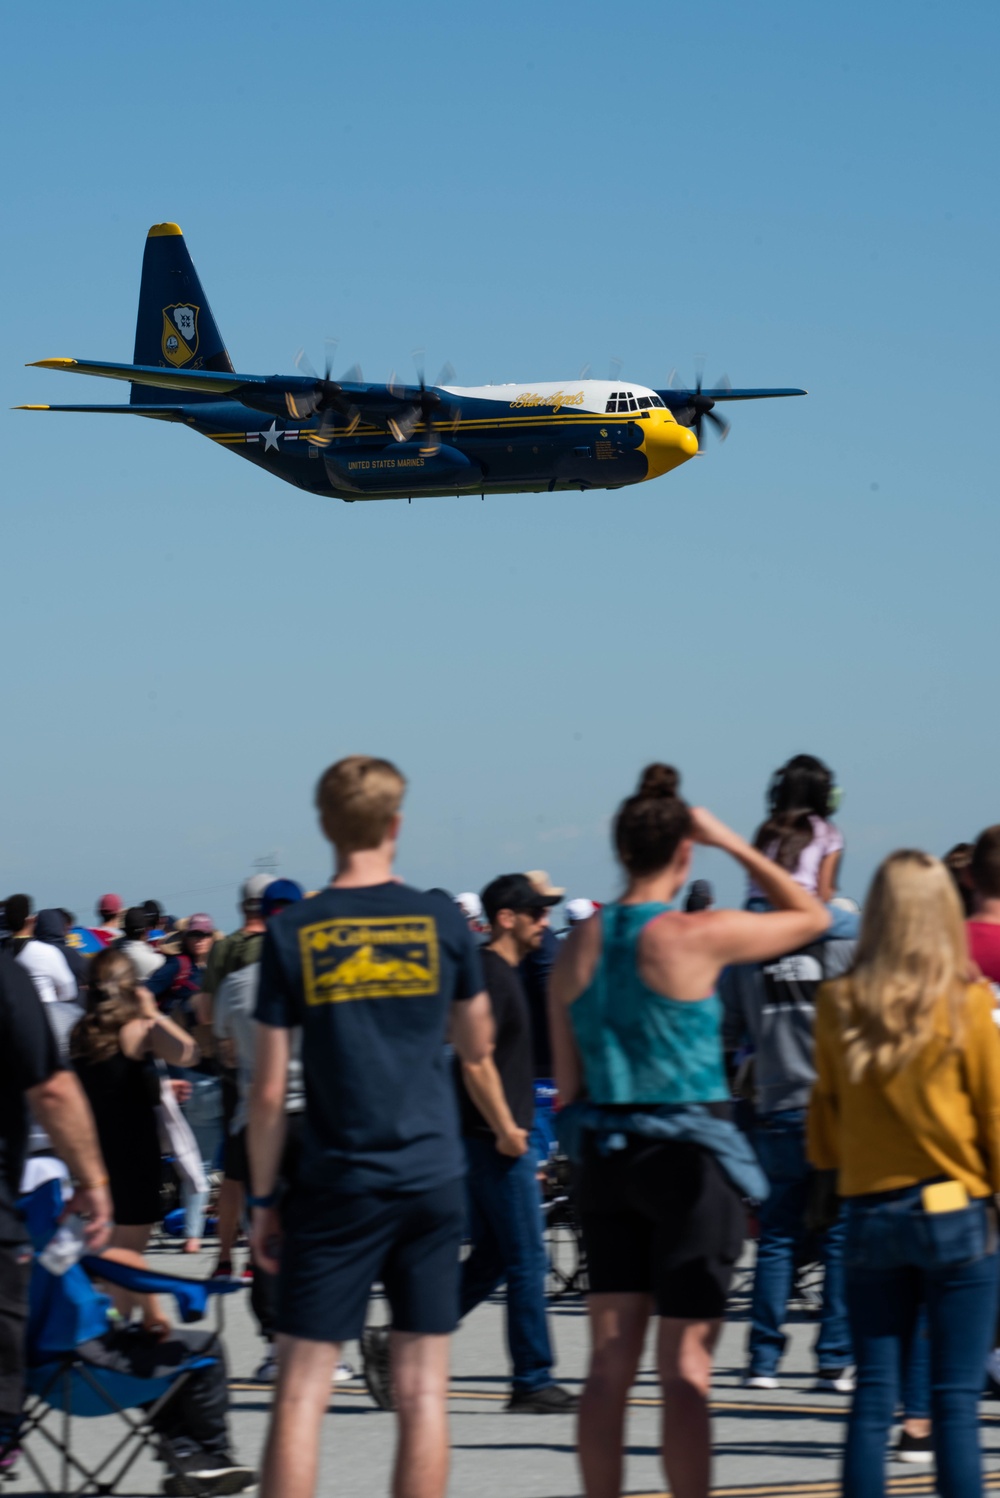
[2,2,998,924]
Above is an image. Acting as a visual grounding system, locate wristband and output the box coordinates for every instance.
[247,1190,278,1210]
[79,1177,109,1190]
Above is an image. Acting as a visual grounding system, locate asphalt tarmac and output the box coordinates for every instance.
[10,1240,1000,1497]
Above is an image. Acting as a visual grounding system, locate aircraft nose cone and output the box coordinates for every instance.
[641,412,699,479]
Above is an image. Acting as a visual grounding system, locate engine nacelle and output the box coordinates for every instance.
[324,442,482,495]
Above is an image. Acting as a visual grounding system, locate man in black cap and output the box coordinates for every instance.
[113,907,166,981]
[455,874,577,1413]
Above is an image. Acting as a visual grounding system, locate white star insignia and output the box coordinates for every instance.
[261,421,281,453]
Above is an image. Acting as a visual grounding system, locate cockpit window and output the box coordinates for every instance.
[608,388,659,414]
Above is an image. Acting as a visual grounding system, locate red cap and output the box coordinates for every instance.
[97,893,123,917]
[186,912,214,935]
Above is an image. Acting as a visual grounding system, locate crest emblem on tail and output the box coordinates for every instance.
[161,303,200,366]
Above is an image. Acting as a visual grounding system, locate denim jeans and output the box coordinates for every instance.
[529,1081,558,1164]
[179,1075,222,1240]
[842,1187,999,1498]
[748,1109,851,1374]
[460,1136,553,1392]
[901,1306,931,1420]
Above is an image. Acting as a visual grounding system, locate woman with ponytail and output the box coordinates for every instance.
[809,851,1000,1498]
[72,949,197,1260]
[549,765,830,1498]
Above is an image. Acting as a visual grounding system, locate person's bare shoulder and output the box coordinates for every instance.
[552,914,603,1004]
[642,908,716,952]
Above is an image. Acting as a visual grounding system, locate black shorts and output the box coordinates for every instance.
[109,1159,163,1228]
[578,1134,746,1320]
[220,1072,242,1180]
[276,1177,465,1344]
[223,1126,248,1185]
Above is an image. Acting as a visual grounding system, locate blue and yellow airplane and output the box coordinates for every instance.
[18,224,806,503]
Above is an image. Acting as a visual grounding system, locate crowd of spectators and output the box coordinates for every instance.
[4,749,1000,1498]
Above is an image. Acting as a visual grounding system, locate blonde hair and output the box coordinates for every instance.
[71,949,143,1064]
[832,850,970,1082]
[315,755,406,853]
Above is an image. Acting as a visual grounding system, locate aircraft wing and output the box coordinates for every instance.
[656,387,807,402]
[15,402,187,420]
[23,357,434,425]
[27,358,271,396]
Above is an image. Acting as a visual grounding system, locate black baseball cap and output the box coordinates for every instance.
[123,907,149,940]
[481,873,560,923]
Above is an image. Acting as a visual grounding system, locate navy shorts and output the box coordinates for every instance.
[276,1177,465,1343]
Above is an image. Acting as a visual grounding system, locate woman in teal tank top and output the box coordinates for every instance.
[568,900,730,1107]
[549,764,829,1498]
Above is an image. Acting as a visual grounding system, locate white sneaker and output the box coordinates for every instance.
[744,1373,780,1390]
[254,1349,353,1386]
[816,1368,856,1393]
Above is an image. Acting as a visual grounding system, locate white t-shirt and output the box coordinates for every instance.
[748,816,844,899]
[119,939,165,981]
[16,939,78,1004]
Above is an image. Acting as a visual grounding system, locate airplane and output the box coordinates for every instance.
[17,224,806,504]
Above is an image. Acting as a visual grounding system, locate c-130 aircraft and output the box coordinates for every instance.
[18,224,806,503]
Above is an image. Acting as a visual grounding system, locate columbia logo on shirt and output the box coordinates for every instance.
[298,916,440,1005]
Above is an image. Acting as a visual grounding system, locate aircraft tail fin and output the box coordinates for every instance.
[131,223,234,405]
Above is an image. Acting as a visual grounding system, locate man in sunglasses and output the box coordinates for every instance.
[455,874,578,1413]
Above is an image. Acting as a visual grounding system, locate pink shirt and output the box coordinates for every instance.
[968,922,1000,986]
[748,816,844,900]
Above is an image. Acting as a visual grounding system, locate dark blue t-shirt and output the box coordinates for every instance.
[255,882,484,1196]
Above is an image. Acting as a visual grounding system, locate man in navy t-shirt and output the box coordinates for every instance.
[248,756,491,1498]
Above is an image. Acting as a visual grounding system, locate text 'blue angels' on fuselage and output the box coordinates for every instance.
[17,224,807,504]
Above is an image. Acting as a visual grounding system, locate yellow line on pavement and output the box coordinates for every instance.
[626,1471,1000,1498]
[230,1380,1000,1420]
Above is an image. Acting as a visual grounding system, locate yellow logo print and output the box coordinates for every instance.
[161,304,200,367]
[299,916,440,1005]
[509,389,585,412]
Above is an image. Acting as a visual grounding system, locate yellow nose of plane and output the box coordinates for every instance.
[640,411,699,479]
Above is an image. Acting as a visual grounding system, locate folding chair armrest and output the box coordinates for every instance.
[81,1257,243,1323]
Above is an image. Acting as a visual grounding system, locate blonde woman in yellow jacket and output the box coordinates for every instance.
[808,850,1000,1498]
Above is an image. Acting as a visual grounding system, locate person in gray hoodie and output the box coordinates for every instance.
[721,921,857,1392]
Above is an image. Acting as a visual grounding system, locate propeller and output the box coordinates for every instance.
[286,344,360,445]
[671,361,730,447]
[387,352,459,454]
[287,347,459,451]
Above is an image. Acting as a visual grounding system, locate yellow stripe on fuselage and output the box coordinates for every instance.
[298,411,672,442]
[202,410,688,457]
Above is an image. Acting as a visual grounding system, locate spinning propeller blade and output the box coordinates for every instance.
[673,360,731,449]
[286,347,457,450]
[286,345,360,442]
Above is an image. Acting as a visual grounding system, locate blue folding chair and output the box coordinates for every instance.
[11,1180,244,1496]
